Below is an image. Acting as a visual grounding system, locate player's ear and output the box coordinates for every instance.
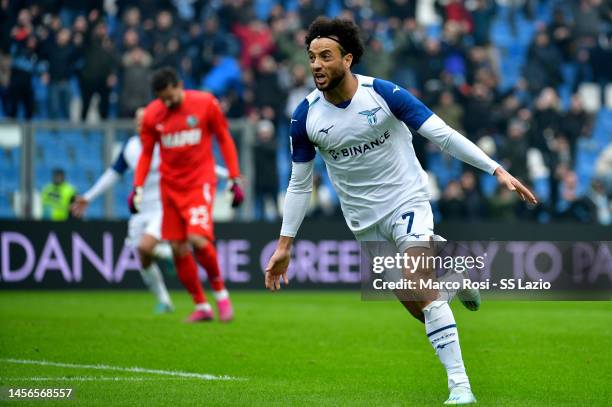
[343,53,353,69]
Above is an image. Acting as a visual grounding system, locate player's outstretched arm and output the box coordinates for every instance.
[71,167,122,217]
[372,79,538,204]
[494,166,538,204]
[416,114,538,204]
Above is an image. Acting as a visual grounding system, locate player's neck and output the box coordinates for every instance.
[323,73,358,106]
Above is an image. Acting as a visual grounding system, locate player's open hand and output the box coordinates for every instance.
[264,248,290,291]
[71,196,89,218]
[494,166,538,205]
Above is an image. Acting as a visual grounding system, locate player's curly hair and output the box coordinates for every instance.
[305,17,364,67]
[151,67,180,94]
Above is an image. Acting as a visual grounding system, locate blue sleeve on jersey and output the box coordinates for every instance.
[111,139,130,175]
[372,78,433,129]
[290,99,316,163]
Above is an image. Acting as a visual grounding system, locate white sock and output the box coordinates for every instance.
[139,263,172,305]
[423,300,470,390]
[195,302,212,312]
[213,289,229,301]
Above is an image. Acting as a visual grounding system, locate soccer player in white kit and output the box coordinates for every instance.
[72,109,229,314]
[264,17,537,405]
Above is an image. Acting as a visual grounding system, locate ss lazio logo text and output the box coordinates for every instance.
[358,107,382,125]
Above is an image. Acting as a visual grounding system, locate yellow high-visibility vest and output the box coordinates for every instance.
[41,182,76,221]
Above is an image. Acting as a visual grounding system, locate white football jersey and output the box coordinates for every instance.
[290,74,434,232]
[114,136,162,213]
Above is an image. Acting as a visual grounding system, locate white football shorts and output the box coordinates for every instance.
[125,209,162,247]
[353,200,438,253]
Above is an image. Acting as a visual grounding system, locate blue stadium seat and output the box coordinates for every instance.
[0,193,14,218]
[479,173,498,198]
[88,197,104,218]
[0,170,19,192]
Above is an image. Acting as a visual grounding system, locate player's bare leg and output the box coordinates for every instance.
[137,234,173,313]
[188,234,233,322]
[402,246,476,405]
[171,240,214,322]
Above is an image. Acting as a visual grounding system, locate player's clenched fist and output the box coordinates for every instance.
[264,247,291,291]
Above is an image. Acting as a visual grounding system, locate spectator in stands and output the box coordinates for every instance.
[560,94,589,156]
[78,19,118,121]
[385,0,416,21]
[436,0,473,35]
[0,0,11,54]
[114,7,146,51]
[362,37,392,81]
[45,27,77,119]
[488,186,518,221]
[7,34,41,119]
[524,30,563,96]
[284,64,313,121]
[391,18,424,90]
[548,7,573,62]
[417,38,445,92]
[41,168,76,221]
[531,88,562,153]
[119,41,152,118]
[253,119,279,220]
[433,90,463,132]
[556,170,595,222]
[460,170,485,220]
[499,119,530,182]
[151,10,181,70]
[470,0,496,47]
[463,82,495,140]
[588,179,611,225]
[439,180,466,220]
[253,55,285,121]
[572,0,603,45]
[297,0,325,28]
[233,19,275,69]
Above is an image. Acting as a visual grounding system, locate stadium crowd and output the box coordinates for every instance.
[0,0,610,224]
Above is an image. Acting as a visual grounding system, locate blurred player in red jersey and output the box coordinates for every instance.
[132,67,245,322]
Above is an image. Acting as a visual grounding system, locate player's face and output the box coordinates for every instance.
[156,84,184,109]
[308,38,352,92]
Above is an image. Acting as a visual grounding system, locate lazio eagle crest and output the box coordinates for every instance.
[358,107,382,125]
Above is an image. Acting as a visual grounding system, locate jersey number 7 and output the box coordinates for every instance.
[401,211,414,234]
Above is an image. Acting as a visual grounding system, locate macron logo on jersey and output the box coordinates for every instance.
[161,129,202,148]
[319,125,334,135]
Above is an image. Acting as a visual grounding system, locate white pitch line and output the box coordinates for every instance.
[1,376,180,382]
[0,358,242,381]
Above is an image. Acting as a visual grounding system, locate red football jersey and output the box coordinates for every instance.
[134,90,240,190]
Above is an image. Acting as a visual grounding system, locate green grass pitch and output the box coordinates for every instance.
[0,291,610,406]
